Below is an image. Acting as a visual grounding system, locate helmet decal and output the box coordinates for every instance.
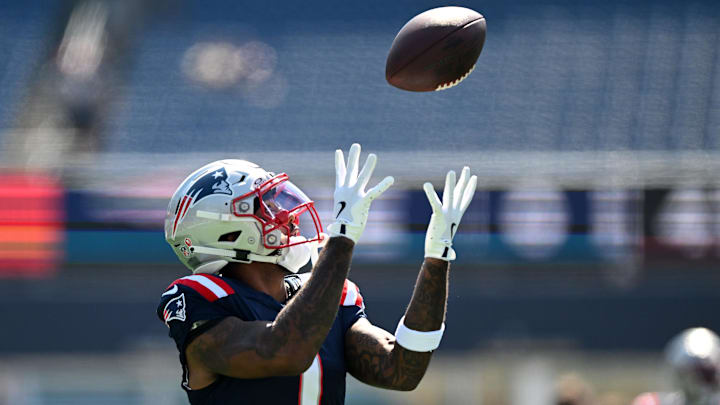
[179,238,193,257]
[187,167,231,203]
[172,167,231,238]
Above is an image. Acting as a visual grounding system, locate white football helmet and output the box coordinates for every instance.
[165,159,323,274]
[665,327,720,403]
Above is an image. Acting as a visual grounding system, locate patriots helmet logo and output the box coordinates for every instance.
[163,293,186,326]
[171,167,231,237]
[187,167,231,202]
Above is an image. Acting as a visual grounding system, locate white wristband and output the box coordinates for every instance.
[394,316,445,352]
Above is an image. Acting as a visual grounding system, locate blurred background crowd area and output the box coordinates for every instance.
[0,0,719,404]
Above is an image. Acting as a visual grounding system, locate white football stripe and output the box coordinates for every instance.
[435,64,476,91]
[184,275,228,299]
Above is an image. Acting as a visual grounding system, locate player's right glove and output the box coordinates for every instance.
[327,143,394,244]
[423,166,477,261]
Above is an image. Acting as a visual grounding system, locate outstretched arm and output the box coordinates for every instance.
[345,257,448,391]
[345,167,476,391]
[184,144,394,384]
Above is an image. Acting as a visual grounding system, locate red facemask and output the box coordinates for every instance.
[231,173,323,249]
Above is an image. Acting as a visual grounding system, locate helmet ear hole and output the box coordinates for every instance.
[218,231,242,242]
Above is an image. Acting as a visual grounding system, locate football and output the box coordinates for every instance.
[385,6,486,92]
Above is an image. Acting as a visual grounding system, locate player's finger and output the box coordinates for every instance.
[335,149,346,188]
[366,176,394,200]
[423,182,442,212]
[356,153,377,191]
[459,175,477,213]
[442,170,456,211]
[454,166,470,208]
[345,143,361,187]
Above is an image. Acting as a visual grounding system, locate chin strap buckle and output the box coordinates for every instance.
[233,250,250,263]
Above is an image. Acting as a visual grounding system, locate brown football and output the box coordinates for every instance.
[386,6,486,92]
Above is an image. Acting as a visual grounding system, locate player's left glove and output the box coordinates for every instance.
[423,166,477,261]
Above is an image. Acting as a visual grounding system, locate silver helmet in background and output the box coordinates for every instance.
[665,327,720,404]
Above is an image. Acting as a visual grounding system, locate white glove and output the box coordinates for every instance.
[327,144,394,243]
[423,167,477,261]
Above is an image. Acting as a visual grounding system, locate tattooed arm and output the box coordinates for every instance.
[185,237,353,384]
[345,167,477,390]
[346,167,475,391]
[344,258,448,391]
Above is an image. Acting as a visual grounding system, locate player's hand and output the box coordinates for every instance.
[327,143,394,244]
[423,166,477,261]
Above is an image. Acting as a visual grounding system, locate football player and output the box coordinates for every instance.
[633,327,720,405]
[157,143,477,404]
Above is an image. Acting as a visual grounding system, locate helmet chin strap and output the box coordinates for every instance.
[191,234,325,274]
[189,245,283,264]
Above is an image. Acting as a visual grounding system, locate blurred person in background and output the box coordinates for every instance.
[5,0,151,164]
[554,373,595,405]
[633,328,720,405]
[156,144,477,404]
[595,392,628,405]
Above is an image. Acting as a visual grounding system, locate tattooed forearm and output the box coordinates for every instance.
[345,320,431,391]
[187,317,264,374]
[403,258,448,330]
[268,237,354,358]
[345,258,449,391]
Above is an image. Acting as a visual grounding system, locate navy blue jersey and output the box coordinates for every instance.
[156,273,366,405]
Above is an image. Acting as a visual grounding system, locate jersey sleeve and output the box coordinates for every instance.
[339,279,367,333]
[156,274,235,352]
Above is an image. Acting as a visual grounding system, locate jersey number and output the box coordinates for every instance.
[298,354,322,405]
